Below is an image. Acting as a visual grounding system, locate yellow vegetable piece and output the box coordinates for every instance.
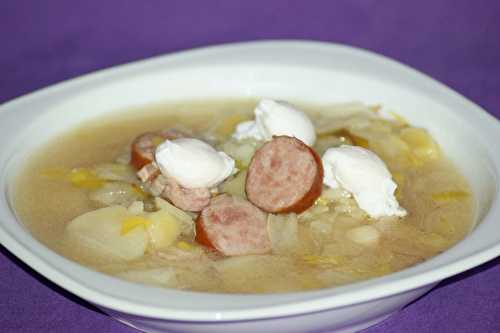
[302,255,345,266]
[176,241,194,251]
[234,159,248,171]
[400,128,440,161]
[431,191,469,202]
[351,135,369,149]
[42,167,121,189]
[121,216,152,235]
[69,168,105,189]
[315,196,330,206]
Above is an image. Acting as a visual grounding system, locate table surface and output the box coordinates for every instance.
[1,1,500,332]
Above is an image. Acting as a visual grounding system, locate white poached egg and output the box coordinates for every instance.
[233,99,316,146]
[155,138,235,189]
[322,145,407,218]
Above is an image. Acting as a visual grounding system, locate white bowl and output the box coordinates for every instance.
[1,41,499,333]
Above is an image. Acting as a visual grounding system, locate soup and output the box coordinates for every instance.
[13,99,473,293]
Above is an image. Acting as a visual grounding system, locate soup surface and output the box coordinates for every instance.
[14,99,474,293]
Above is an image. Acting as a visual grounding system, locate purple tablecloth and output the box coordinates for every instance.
[1,1,499,332]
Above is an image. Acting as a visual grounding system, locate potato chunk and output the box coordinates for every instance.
[66,206,148,261]
[147,210,182,250]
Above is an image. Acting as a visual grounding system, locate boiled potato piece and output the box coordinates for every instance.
[154,197,194,236]
[66,206,148,261]
[147,210,182,250]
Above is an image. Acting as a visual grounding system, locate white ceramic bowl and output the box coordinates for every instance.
[1,41,499,333]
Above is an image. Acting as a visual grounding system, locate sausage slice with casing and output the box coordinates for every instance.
[132,129,210,212]
[245,136,323,214]
[137,163,210,212]
[195,194,271,256]
[130,129,186,170]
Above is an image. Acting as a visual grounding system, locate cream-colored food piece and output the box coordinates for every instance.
[146,209,182,250]
[322,145,407,218]
[65,206,148,261]
[233,99,316,146]
[155,138,235,188]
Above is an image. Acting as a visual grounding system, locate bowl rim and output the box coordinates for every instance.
[1,40,500,322]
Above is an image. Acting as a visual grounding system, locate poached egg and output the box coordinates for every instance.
[322,145,407,218]
[233,99,316,146]
[155,138,235,189]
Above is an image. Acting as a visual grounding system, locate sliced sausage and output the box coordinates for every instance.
[162,175,211,212]
[245,135,323,214]
[130,129,186,170]
[138,162,210,212]
[195,194,271,256]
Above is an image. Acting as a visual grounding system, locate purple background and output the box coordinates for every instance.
[1,1,500,332]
